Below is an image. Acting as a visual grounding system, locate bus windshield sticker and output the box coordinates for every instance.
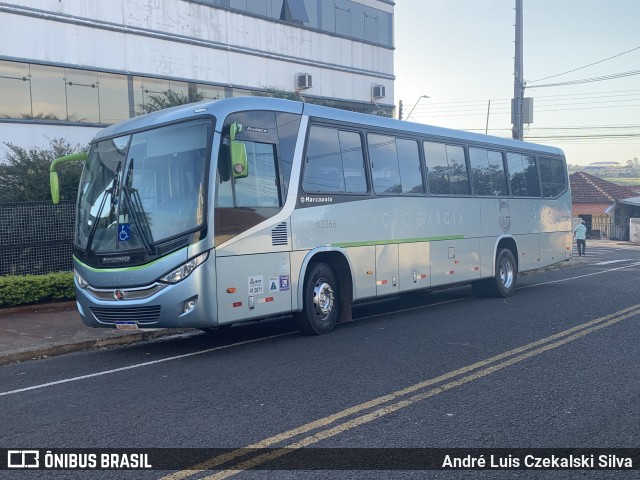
[118,224,131,241]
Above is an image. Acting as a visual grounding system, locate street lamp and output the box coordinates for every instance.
[405,94,429,121]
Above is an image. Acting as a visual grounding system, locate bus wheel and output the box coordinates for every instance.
[473,248,518,298]
[295,262,339,335]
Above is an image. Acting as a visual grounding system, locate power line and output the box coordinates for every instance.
[527,69,640,89]
[528,46,640,84]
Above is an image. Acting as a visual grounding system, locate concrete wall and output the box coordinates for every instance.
[0,0,394,104]
[630,218,640,244]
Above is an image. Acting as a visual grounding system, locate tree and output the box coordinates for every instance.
[253,86,307,102]
[137,89,206,114]
[0,139,86,203]
[254,86,393,117]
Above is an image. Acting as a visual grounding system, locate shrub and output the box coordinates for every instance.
[0,272,75,308]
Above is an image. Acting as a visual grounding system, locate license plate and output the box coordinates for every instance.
[115,321,139,330]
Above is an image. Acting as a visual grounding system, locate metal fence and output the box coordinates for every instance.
[588,217,629,241]
[0,201,75,275]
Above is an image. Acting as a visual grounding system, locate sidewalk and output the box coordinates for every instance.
[0,302,189,366]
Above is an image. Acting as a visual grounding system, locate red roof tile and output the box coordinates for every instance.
[572,203,613,214]
[569,171,639,203]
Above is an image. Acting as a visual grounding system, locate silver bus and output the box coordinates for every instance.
[51,97,572,334]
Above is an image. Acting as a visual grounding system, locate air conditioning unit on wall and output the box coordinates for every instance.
[372,84,386,100]
[296,73,312,90]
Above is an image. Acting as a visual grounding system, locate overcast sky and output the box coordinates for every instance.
[394,0,640,166]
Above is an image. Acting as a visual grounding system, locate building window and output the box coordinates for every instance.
[188,0,393,47]
[0,60,129,124]
[282,0,309,24]
[0,60,31,119]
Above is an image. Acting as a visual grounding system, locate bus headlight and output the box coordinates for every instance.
[74,269,89,289]
[160,252,209,284]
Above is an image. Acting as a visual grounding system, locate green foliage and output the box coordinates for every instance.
[137,88,206,114]
[253,87,304,101]
[254,86,394,117]
[0,139,86,203]
[0,272,75,308]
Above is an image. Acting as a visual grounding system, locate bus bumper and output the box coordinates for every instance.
[74,260,218,329]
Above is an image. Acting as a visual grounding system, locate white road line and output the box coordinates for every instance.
[0,298,471,398]
[0,333,294,397]
[3,260,639,397]
[595,259,633,265]
[521,262,640,289]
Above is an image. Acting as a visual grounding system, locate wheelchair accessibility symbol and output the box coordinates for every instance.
[119,223,131,241]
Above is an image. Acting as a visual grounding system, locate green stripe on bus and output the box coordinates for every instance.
[333,235,465,248]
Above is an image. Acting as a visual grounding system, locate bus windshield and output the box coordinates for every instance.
[75,118,211,254]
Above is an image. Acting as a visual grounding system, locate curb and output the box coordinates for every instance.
[0,327,194,367]
[0,301,76,316]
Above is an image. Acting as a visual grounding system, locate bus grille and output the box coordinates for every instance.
[90,306,161,324]
[271,222,288,246]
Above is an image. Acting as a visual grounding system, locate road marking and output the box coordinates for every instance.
[3,261,638,398]
[160,303,640,480]
[0,333,294,397]
[595,259,633,265]
[0,299,468,398]
[521,262,640,289]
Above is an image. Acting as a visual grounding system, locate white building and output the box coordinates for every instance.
[0,0,395,153]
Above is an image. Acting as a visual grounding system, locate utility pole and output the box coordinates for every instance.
[398,100,403,120]
[485,99,491,135]
[512,0,524,140]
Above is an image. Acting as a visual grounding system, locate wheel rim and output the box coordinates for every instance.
[498,256,514,289]
[312,279,334,320]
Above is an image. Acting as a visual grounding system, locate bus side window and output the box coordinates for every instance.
[303,126,366,194]
[507,152,540,197]
[235,141,281,207]
[469,147,507,196]
[424,142,469,195]
[369,133,401,194]
[216,142,234,207]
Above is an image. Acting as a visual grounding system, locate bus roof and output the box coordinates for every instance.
[94,96,563,156]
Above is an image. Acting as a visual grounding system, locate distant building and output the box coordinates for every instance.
[583,161,621,174]
[0,0,395,152]
[570,171,640,240]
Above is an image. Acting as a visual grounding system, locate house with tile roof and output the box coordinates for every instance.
[569,171,640,240]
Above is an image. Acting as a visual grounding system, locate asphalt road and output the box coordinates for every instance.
[1,242,640,479]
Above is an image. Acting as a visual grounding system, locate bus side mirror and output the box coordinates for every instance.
[49,152,88,204]
[229,123,248,178]
[50,171,60,204]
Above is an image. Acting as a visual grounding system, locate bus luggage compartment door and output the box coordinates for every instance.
[398,242,431,292]
[375,244,399,296]
[215,253,292,325]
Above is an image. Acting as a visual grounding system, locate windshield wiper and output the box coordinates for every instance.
[121,159,155,255]
[86,161,121,255]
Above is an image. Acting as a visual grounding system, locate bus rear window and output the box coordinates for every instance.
[539,156,566,198]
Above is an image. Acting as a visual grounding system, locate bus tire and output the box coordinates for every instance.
[473,248,518,298]
[295,262,339,335]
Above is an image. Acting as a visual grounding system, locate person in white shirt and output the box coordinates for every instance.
[574,219,587,256]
